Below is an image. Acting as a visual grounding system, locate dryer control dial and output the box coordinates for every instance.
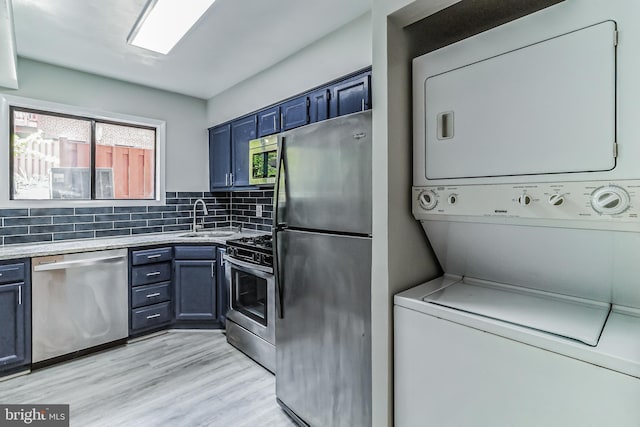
[418,190,438,210]
[591,186,630,215]
[517,194,532,206]
[548,194,565,206]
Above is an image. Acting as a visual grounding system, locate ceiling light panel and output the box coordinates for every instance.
[128,0,215,55]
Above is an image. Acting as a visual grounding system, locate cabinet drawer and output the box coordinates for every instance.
[131,282,171,309]
[131,302,172,331]
[131,262,171,286]
[174,246,217,260]
[131,247,173,266]
[0,263,25,285]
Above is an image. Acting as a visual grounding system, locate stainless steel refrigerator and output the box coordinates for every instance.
[274,110,372,427]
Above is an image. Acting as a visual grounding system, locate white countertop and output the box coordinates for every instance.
[0,228,268,260]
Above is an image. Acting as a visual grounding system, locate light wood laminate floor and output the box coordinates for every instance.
[0,330,296,427]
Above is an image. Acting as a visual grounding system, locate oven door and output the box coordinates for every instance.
[249,136,278,186]
[224,254,275,345]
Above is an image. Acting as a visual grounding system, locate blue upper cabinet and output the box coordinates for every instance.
[281,96,309,131]
[257,106,281,137]
[309,88,330,124]
[231,115,257,188]
[209,124,232,190]
[329,71,371,118]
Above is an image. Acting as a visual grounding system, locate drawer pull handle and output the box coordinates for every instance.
[146,293,161,298]
[146,271,161,277]
[147,254,162,259]
[146,314,161,320]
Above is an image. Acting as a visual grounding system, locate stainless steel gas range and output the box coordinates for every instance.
[224,235,275,373]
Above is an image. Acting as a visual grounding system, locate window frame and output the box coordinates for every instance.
[1,94,166,207]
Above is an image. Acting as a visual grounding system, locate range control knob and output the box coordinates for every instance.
[517,194,532,206]
[548,194,565,206]
[418,190,438,211]
[591,186,630,215]
[448,194,458,205]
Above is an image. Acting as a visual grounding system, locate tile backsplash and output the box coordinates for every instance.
[0,190,275,246]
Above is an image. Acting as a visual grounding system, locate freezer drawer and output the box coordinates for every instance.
[420,21,616,179]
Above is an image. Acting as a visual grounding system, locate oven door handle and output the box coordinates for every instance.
[223,254,274,276]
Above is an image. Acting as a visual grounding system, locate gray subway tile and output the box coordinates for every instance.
[114,220,147,229]
[95,213,131,222]
[0,226,28,236]
[132,226,162,235]
[30,224,75,234]
[148,206,176,213]
[163,224,191,232]
[75,222,114,231]
[114,206,147,213]
[53,215,95,224]
[4,216,52,226]
[30,208,75,216]
[0,209,29,217]
[53,231,95,241]
[75,207,114,215]
[96,229,132,238]
[132,212,162,220]
[4,234,53,245]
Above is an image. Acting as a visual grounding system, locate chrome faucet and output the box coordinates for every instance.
[192,199,209,232]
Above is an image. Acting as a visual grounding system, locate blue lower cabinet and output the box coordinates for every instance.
[129,248,173,336]
[174,247,217,321]
[0,260,30,375]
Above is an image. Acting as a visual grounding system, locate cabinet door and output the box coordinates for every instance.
[257,106,281,137]
[174,260,216,321]
[209,124,232,190]
[0,283,27,370]
[309,88,330,124]
[231,115,257,188]
[329,72,371,118]
[281,96,309,131]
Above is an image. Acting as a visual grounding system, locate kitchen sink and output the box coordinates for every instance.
[180,231,235,238]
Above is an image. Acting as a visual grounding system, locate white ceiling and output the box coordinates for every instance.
[11,0,371,99]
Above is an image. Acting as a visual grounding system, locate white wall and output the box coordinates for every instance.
[370,1,462,426]
[0,58,208,192]
[206,12,372,126]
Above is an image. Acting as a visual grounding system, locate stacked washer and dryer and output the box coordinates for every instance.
[396,1,640,426]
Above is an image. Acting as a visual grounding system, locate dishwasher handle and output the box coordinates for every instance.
[33,255,127,272]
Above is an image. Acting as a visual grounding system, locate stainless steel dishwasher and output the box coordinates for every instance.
[31,248,128,363]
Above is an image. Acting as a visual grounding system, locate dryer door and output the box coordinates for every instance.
[423,21,617,179]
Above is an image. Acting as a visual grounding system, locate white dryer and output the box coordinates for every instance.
[398,1,640,426]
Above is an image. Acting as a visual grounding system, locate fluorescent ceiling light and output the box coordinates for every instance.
[128,0,215,55]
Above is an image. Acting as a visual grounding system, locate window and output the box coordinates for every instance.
[10,107,157,201]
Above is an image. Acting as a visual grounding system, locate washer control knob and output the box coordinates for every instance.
[548,194,565,206]
[517,194,532,206]
[418,190,438,211]
[448,194,458,205]
[591,186,630,215]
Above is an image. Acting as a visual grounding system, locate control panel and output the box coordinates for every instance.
[412,180,640,225]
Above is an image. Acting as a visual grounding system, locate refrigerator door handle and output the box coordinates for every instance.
[274,136,286,319]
